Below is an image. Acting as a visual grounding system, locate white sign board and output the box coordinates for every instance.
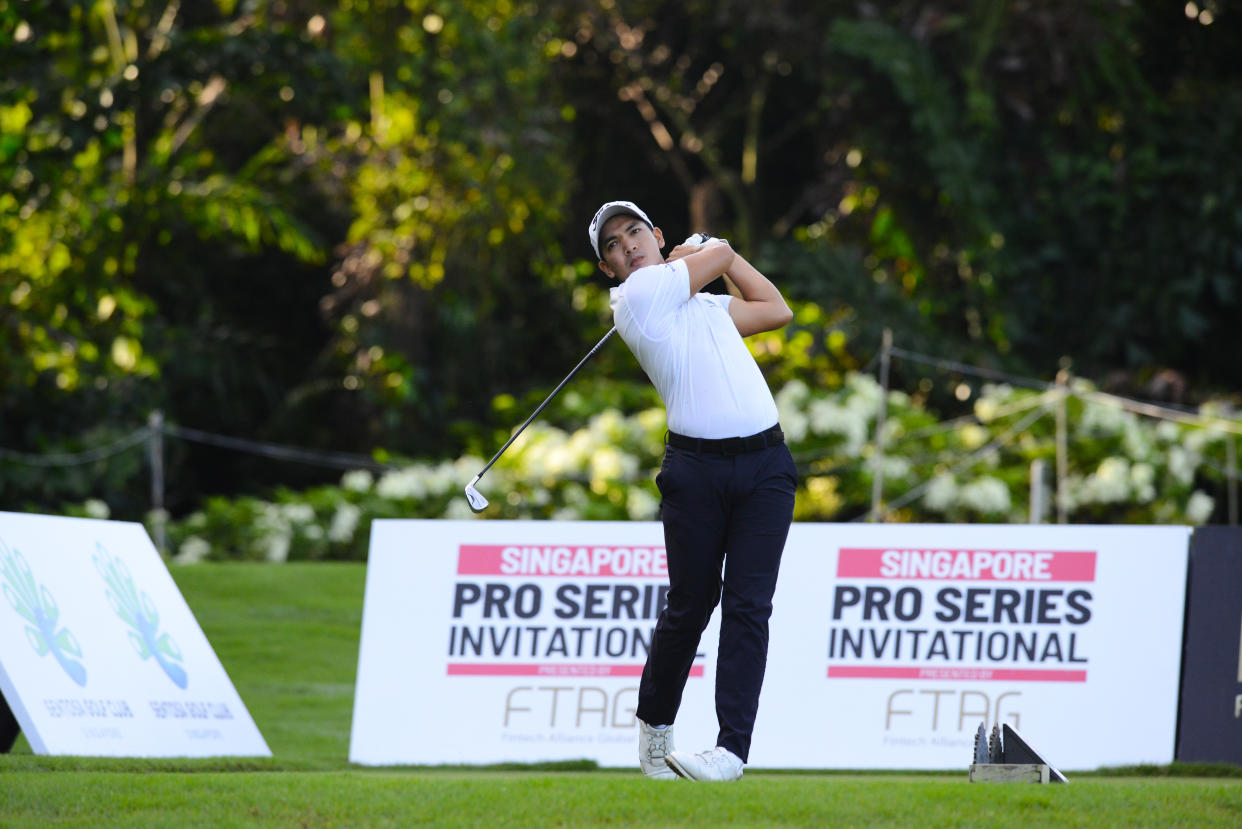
[351,520,1189,770]
[351,520,719,765]
[0,512,270,757]
[758,522,1190,769]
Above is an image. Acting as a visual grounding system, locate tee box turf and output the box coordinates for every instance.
[968,722,1068,784]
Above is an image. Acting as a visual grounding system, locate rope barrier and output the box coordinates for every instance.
[0,424,396,473]
[888,347,1056,391]
[0,428,150,467]
[163,425,398,472]
[0,347,1238,481]
[888,345,1242,434]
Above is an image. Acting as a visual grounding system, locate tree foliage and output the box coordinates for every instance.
[1,0,1239,527]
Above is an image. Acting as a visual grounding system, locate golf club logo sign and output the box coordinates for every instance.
[828,547,1097,733]
[2,539,87,687]
[95,543,188,689]
[1,538,188,691]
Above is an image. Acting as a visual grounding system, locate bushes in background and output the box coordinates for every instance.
[151,373,1236,562]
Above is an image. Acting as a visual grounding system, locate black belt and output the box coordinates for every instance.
[666,424,784,455]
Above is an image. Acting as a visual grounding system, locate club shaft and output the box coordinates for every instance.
[474,327,617,481]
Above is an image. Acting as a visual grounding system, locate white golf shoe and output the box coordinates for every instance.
[638,719,677,780]
[665,746,744,782]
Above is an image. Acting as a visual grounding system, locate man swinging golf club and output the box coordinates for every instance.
[588,200,797,782]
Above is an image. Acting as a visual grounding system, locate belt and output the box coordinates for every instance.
[666,424,784,455]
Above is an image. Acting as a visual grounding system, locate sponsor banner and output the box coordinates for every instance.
[351,521,1190,769]
[757,523,1189,770]
[0,512,270,757]
[1176,527,1242,765]
[349,520,718,765]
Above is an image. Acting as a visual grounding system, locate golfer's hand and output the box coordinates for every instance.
[666,243,698,262]
[668,235,727,263]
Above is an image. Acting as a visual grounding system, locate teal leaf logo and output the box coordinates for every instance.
[1,538,87,686]
[94,543,188,689]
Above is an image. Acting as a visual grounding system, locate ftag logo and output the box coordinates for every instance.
[1,538,87,686]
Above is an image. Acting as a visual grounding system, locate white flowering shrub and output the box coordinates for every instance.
[891,380,1232,525]
[158,407,668,561]
[781,375,1235,526]
[152,370,1239,561]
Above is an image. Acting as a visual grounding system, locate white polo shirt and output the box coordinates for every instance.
[610,257,779,439]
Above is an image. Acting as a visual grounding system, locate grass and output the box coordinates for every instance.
[2,562,1241,827]
[167,561,365,766]
[5,768,1242,827]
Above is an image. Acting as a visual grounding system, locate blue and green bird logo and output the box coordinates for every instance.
[94,543,188,689]
[1,538,87,686]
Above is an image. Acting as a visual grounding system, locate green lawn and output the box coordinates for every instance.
[2,563,1240,828]
[4,768,1242,828]
[170,561,366,765]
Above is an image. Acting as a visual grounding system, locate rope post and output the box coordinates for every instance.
[148,410,167,556]
[869,329,892,523]
[1029,458,1045,524]
[1055,370,1069,524]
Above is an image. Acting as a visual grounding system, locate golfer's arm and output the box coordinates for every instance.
[722,255,792,337]
[681,241,791,335]
[682,242,736,294]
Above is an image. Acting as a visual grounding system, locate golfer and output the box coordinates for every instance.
[588,200,797,782]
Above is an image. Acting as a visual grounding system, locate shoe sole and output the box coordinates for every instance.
[664,754,693,780]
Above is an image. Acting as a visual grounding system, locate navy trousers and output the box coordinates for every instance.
[636,437,797,762]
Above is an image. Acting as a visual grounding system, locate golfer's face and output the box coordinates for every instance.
[598,215,663,281]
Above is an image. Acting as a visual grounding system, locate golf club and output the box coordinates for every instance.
[464,233,713,512]
[464,326,615,512]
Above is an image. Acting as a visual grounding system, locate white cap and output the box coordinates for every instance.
[588,200,654,259]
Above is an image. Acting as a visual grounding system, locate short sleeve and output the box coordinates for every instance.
[615,258,691,340]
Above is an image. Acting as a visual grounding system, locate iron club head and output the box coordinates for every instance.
[464,475,489,513]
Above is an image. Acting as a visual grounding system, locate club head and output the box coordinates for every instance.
[464,477,489,513]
